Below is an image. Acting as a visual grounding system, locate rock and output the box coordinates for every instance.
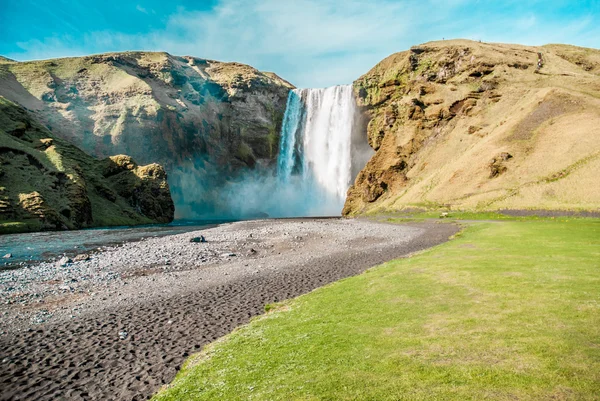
[0,52,292,220]
[190,235,206,243]
[0,98,175,233]
[31,310,52,324]
[57,257,73,267]
[489,152,513,178]
[18,192,64,230]
[73,254,90,262]
[3,253,12,259]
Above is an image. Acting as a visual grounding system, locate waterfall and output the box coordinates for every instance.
[277,85,366,216]
[277,90,304,179]
[181,84,371,220]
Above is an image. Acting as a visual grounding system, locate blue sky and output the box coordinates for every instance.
[1,0,598,87]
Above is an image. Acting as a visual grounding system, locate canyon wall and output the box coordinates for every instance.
[0,97,173,233]
[344,40,600,215]
[0,52,293,218]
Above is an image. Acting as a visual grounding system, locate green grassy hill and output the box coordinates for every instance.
[0,96,174,233]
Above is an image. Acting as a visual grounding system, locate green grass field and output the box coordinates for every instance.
[154,219,600,400]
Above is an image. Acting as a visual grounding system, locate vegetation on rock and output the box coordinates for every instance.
[0,52,293,217]
[344,40,600,215]
[0,97,174,233]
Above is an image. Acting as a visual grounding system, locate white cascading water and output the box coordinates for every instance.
[277,85,361,216]
[186,84,371,219]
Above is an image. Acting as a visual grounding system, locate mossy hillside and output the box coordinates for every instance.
[0,52,294,217]
[345,40,600,216]
[154,218,600,400]
[0,96,174,233]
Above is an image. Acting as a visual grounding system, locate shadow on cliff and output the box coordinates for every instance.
[0,97,174,233]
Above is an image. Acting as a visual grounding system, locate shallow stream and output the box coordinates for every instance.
[0,220,231,268]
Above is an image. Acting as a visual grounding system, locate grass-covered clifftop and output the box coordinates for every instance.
[344,40,600,215]
[0,97,174,233]
[0,52,293,218]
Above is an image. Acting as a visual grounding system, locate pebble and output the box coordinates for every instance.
[30,310,52,324]
[57,257,72,267]
[0,219,422,333]
[73,254,90,262]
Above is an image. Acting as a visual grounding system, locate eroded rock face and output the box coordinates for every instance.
[0,52,293,217]
[488,152,513,178]
[0,97,174,233]
[344,40,600,215]
[102,156,174,223]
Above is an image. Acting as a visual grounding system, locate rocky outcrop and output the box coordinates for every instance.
[344,40,600,215]
[0,52,293,218]
[0,97,174,233]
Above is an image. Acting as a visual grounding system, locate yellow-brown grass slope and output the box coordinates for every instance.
[344,40,600,215]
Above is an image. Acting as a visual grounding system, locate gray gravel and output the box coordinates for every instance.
[0,218,458,401]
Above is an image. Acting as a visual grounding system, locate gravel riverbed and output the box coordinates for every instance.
[0,218,458,401]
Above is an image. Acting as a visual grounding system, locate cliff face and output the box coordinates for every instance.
[0,52,293,217]
[0,97,174,233]
[344,40,600,215]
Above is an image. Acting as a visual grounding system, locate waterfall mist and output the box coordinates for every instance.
[174,84,373,219]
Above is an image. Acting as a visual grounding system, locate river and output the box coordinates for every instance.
[0,220,232,268]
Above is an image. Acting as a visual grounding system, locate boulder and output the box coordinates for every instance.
[57,257,73,267]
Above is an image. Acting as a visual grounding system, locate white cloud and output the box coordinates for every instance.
[7,0,600,87]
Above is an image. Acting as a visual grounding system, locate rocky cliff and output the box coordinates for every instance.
[0,52,293,218]
[344,40,600,215]
[0,97,174,233]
